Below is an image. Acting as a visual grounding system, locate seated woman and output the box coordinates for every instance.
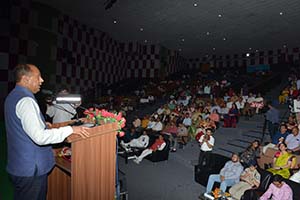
[223,103,239,128]
[240,140,260,167]
[267,142,293,179]
[205,118,216,130]
[209,109,220,128]
[278,87,289,104]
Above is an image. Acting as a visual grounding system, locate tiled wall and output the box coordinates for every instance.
[0,0,185,99]
[188,48,300,69]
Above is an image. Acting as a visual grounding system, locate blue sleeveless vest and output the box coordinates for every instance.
[4,85,55,176]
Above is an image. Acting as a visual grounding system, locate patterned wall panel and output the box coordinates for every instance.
[124,43,161,78]
[54,14,127,92]
[188,48,300,69]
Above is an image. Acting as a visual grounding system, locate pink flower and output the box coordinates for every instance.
[95,108,100,116]
[118,131,125,137]
[101,110,110,117]
[116,112,122,121]
[83,109,90,115]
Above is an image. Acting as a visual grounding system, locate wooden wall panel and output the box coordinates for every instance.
[47,122,118,200]
[47,166,71,200]
[72,131,116,200]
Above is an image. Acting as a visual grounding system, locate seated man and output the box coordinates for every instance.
[151,117,163,132]
[203,153,243,196]
[120,130,149,151]
[262,123,289,154]
[133,135,166,164]
[260,174,293,200]
[229,161,260,200]
[285,126,300,154]
[182,113,192,127]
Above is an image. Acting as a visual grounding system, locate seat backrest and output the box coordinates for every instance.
[257,168,273,191]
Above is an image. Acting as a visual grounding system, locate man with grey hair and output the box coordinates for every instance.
[5,64,89,200]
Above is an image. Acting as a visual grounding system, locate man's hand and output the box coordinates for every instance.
[220,175,225,182]
[278,137,284,143]
[46,122,53,129]
[72,126,90,138]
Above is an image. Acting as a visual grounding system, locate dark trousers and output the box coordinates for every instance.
[198,150,213,167]
[267,121,278,140]
[9,173,48,200]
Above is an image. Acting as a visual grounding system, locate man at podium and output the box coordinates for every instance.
[4,64,89,200]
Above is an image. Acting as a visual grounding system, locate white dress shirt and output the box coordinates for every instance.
[199,135,215,151]
[152,121,163,131]
[16,97,73,145]
[46,101,77,123]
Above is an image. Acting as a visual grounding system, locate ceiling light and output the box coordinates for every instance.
[218,14,222,18]
[223,37,226,41]
[140,28,144,31]
[212,47,216,51]
[206,32,210,35]
[255,49,259,52]
[144,40,148,43]
[113,20,117,24]
[283,44,287,48]
[246,53,250,57]
[194,3,198,7]
[279,12,283,15]
[181,38,185,42]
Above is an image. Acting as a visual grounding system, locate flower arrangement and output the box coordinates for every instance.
[84,108,126,137]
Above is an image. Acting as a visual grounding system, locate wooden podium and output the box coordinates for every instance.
[47,121,119,200]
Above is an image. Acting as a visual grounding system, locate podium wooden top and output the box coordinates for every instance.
[51,119,119,143]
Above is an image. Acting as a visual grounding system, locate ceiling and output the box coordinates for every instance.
[34,0,300,58]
